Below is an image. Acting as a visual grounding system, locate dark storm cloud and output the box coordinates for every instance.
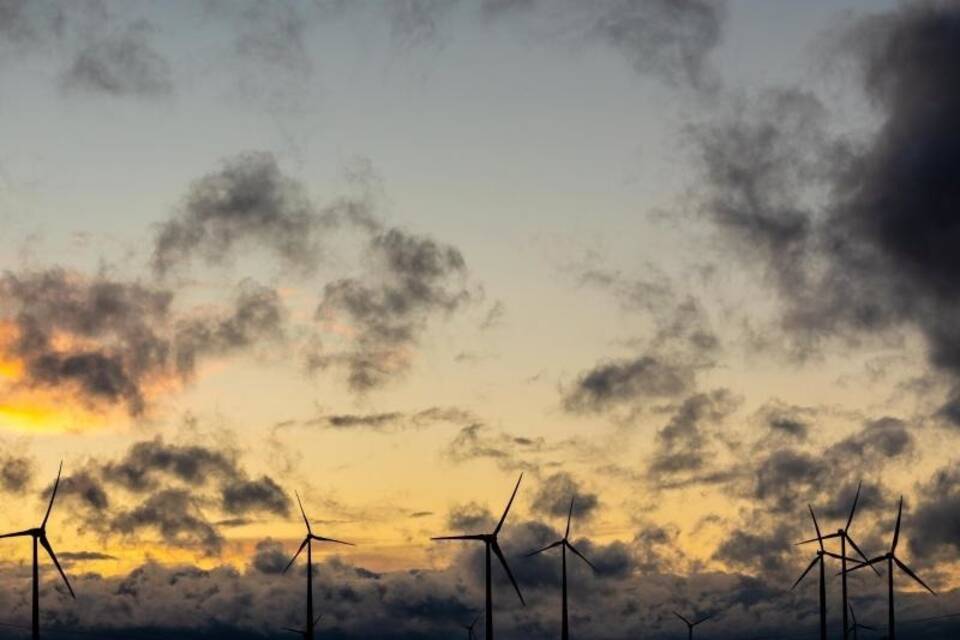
[0,454,31,493]
[56,469,110,511]
[314,228,470,392]
[221,476,289,517]
[712,524,793,574]
[531,472,599,520]
[111,489,224,554]
[152,152,339,275]
[591,0,725,90]
[63,23,173,97]
[562,356,695,414]
[908,465,960,561]
[695,3,960,416]
[102,438,239,491]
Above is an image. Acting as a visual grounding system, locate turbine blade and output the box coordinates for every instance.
[282,629,301,635]
[823,551,852,561]
[796,533,840,545]
[565,496,574,539]
[42,461,63,529]
[849,603,856,625]
[295,491,312,535]
[494,474,523,535]
[431,534,486,541]
[809,505,824,552]
[891,496,903,552]
[693,614,713,626]
[283,538,308,574]
[524,540,562,557]
[314,615,322,626]
[311,534,354,546]
[792,556,819,590]
[846,535,881,575]
[840,556,885,576]
[893,557,936,596]
[845,480,862,532]
[40,537,75,599]
[491,541,524,606]
[0,529,34,539]
[566,541,598,573]
[860,624,877,631]
[673,612,691,626]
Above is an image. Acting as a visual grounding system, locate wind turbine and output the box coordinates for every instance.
[432,474,525,640]
[282,615,322,639]
[283,492,354,640]
[847,605,876,640]
[792,505,843,640]
[525,496,597,640]
[0,461,75,640]
[796,481,877,639]
[461,615,480,640]
[846,496,936,640]
[673,611,712,640]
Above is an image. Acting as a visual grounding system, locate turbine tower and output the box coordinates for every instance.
[796,481,877,639]
[673,611,712,640]
[432,474,525,640]
[283,492,354,640]
[525,496,597,640]
[792,505,836,640]
[846,496,936,640]
[0,461,75,640]
[847,605,876,640]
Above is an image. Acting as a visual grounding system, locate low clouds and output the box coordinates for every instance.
[531,472,599,520]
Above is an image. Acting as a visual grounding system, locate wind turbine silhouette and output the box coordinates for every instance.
[847,605,876,639]
[796,481,877,639]
[461,615,480,640]
[673,611,712,640]
[845,496,936,640]
[432,474,525,640]
[792,505,844,640]
[283,492,354,640]
[525,496,597,640]
[282,615,321,639]
[0,461,75,640]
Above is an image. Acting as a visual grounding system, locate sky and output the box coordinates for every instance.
[1,0,960,638]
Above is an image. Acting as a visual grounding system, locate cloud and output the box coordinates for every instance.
[694,3,960,416]
[313,228,470,391]
[445,423,550,472]
[445,502,494,532]
[62,22,173,97]
[152,152,340,276]
[221,476,289,517]
[0,454,31,493]
[297,405,476,433]
[562,356,695,414]
[111,489,224,554]
[590,0,726,90]
[250,538,289,575]
[909,465,960,561]
[102,438,239,491]
[530,472,599,521]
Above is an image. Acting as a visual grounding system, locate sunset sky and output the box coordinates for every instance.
[1,1,959,638]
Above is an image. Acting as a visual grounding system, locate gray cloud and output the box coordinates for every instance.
[648,389,739,481]
[531,472,599,521]
[562,356,695,414]
[250,537,289,575]
[63,22,172,97]
[111,489,224,554]
[221,476,289,517]
[313,228,470,392]
[0,454,32,493]
[909,465,960,561]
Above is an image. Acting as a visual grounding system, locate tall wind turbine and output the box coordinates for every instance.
[792,505,834,640]
[284,492,354,640]
[525,496,597,640]
[673,612,712,640]
[461,615,480,640]
[0,461,75,640]
[796,481,877,639]
[432,474,525,640]
[847,605,876,640]
[846,496,936,640]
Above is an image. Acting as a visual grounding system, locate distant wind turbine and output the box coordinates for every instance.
[847,605,876,640]
[673,611,712,640]
[462,615,480,640]
[283,615,322,639]
[432,474,525,640]
[796,481,877,640]
[525,496,597,640]
[284,492,354,640]
[845,496,936,640]
[0,461,75,640]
